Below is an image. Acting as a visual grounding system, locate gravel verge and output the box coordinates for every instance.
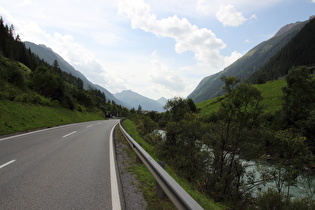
[114,127,147,210]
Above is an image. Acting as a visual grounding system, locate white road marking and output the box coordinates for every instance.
[0,122,92,142]
[62,131,77,138]
[109,123,121,210]
[87,125,93,128]
[0,159,16,169]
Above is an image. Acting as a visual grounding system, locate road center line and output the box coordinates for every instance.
[0,159,16,169]
[87,125,93,128]
[62,131,77,138]
[109,123,121,210]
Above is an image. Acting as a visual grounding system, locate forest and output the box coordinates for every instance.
[0,17,128,117]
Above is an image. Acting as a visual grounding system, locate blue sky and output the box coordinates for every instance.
[0,0,314,100]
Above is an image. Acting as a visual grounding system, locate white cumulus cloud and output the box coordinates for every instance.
[119,0,241,72]
[216,4,247,27]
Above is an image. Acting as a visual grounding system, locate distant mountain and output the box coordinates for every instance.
[114,90,164,112]
[157,97,168,107]
[188,17,311,103]
[24,41,125,106]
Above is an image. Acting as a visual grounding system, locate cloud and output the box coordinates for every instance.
[149,59,185,92]
[119,0,241,72]
[216,4,247,27]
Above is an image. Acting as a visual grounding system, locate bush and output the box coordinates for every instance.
[255,189,315,210]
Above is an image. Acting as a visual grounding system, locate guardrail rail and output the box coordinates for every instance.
[119,122,203,210]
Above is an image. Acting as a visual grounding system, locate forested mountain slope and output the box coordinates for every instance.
[248,16,315,83]
[24,41,124,106]
[188,17,312,103]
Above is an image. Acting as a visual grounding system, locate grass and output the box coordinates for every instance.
[116,121,176,209]
[121,119,226,210]
[0,100,104,135]
[254,79,286,113]
[197,79,287,116]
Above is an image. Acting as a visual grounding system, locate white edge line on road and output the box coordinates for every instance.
[62,131,77,138]
[0,122,88,142]
[110,123,121,210]
[0,159,16,169]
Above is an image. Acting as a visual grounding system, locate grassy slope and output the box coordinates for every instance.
[197,79,287,116]
[122,119,226,210]
[0,100,104,135]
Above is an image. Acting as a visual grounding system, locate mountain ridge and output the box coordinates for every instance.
[188,17,311,103]
[114,90,164,112]
[24,41,127,106]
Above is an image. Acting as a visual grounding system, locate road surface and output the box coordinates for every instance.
[0,119,121,209]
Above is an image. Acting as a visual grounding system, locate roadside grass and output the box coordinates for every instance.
[0,100,104,135]
[196,79,287,116]
[115,122,176,209]
[121,119,226,210]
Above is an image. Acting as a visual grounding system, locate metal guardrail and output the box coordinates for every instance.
[119,122,204,210]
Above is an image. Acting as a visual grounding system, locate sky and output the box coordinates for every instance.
[0,0,314,100]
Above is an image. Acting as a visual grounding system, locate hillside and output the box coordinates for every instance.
[0,19,129,123]
[188,17,310,103]
[114,90,164,112]
[0,100,103,135]
[24,41,124,106]
[196,79,286,116]
[248,17,315,83]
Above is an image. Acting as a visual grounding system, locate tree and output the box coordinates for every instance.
[164,97,198,122]
[31,66,64,101]
[282,66,315,127]
[259,129,313,198]
[137,105,142,113]
[221,75,240,94]
[202,80,265,203]
[158,113,208,181]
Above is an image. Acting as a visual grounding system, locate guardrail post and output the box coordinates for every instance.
[156,161,165,199]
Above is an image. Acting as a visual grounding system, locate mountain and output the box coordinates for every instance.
[157,97,168,107]
[24,41,125,106]
[114,90,164,112]
[248,16,315,83]
[188,17,311,103]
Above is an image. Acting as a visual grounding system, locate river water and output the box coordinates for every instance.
[154,130,315,200]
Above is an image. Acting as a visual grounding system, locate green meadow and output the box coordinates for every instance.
[197,79,287,116]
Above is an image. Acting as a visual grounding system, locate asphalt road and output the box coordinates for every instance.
[0,119,121,209]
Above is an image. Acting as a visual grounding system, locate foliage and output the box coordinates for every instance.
[0,17,129,118]
[249,17,315,83]
[258,129,313,197]
[202,81,265,204]
[124,74,315,209]
[282,66,315,127]
[0,100,103,135]
[158,113,209,181]
[164,97,198,122]
[255,188,315,210]
[189,17,306,103]
[197,79,287,116]
[121,119,226,210]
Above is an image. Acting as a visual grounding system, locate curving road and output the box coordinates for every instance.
[0,119,121,209]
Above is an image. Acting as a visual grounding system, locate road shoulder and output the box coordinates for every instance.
[114,126,147,210]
